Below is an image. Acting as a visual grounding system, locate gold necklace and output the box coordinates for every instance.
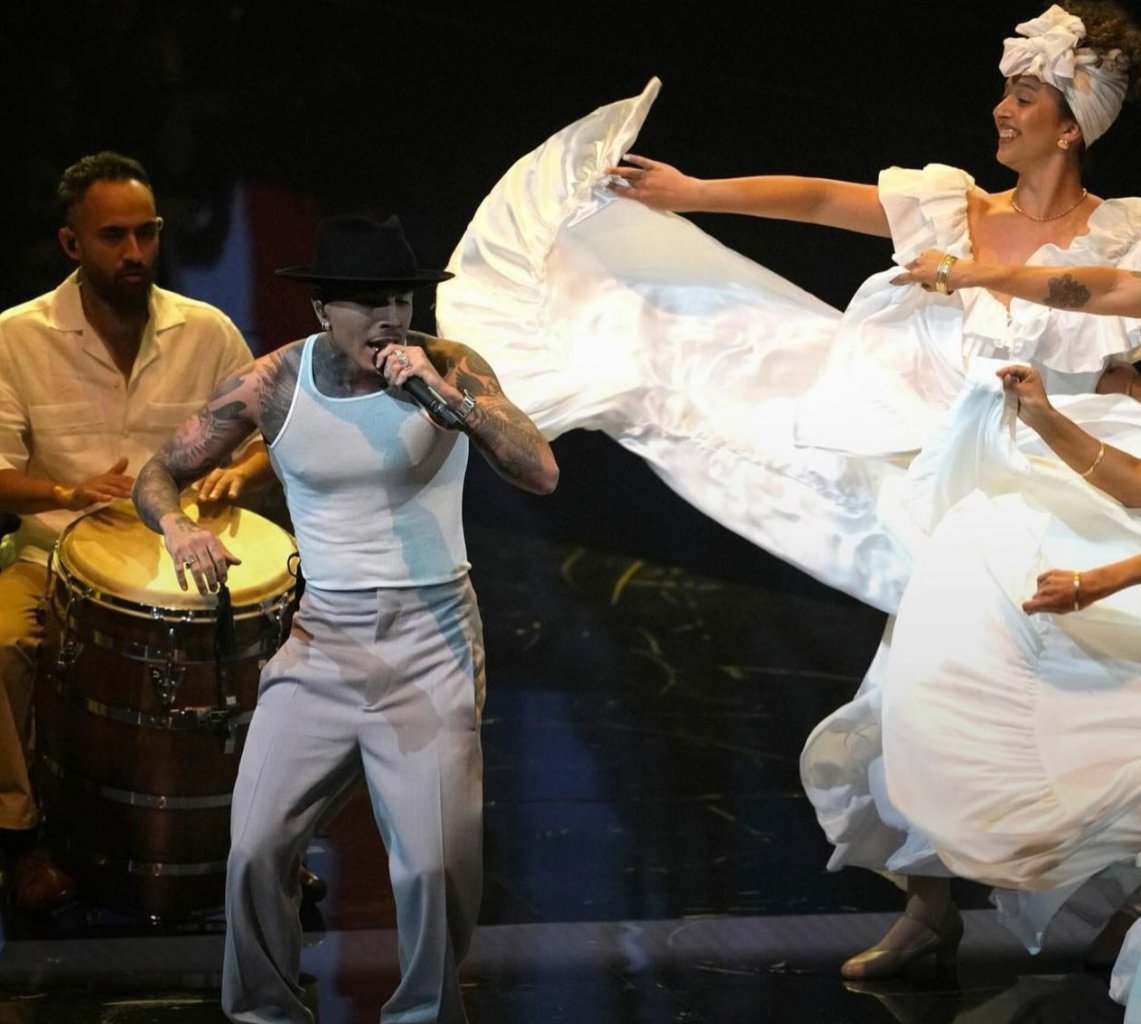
[1009,187,1088,222]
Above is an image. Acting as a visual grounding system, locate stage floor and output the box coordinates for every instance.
[0,511,1124,1023]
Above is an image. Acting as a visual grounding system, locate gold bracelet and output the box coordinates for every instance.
[934,254,959,295]
[1073,571,1081,611]
[1079,440,1106,479]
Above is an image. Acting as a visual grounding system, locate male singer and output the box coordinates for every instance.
[133,213,558,1024]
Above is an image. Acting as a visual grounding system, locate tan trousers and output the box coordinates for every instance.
[0,561,48,831]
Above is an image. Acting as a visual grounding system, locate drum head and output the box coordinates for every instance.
[57,500,296,610]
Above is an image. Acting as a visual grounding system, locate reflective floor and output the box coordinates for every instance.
[0,442,1125,1022]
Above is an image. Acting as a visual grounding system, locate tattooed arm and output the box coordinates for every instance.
[893,251,1141,399]
[376,333,558,494]
[133,344,301,592]
[894,249,1141,316]
[449,343,559,494]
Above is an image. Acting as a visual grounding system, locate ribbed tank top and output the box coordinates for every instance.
[268,335,469,589]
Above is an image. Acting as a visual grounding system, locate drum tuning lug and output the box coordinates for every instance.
[182,704,240,752]
[56,640,80,673]
[149,664,185,707]
[219,695,240,753]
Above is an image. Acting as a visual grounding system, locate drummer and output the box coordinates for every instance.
[0,151,268,910]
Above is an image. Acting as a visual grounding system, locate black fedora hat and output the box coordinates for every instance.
[275,214,453,288]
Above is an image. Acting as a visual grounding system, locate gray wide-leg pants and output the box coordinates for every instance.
[222,579,485,1024]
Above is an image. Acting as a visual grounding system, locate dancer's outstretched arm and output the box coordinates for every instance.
[895,249,1141,317]
[606,154,890,237]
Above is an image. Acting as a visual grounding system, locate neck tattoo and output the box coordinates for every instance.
[1009,187,1088,222]
[314,334,382,396]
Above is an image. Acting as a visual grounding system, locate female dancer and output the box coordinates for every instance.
[861,348,1141,1010]
[436,1,1141,980]
[877,250,1141,1010]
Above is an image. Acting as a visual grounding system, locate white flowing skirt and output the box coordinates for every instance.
[805,371,1141,1005]
[438,78,914,614]
[880,376,1141,1004]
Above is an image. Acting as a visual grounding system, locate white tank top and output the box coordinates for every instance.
[268,335,469,590]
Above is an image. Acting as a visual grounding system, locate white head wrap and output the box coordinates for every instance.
[999,4,1129,146]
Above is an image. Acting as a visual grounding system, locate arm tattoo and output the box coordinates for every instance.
[464,402,549,475]
[133,368,261,531]
[1043,273,1091,310]
[451,348,503,399]
[438,341,552,489]
[254,345,302,442]
[160,402,247,482]
[134,458,187,532]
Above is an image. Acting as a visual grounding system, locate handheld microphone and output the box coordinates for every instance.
[402,376,464,429]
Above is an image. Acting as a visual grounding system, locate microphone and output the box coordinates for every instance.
[374,345,466,428]
[402,376,464,429]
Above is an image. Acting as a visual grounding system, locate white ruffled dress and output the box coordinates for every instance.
[437,80,1141,1007]
[440,80,1141,615]
[874,372,1141,1013]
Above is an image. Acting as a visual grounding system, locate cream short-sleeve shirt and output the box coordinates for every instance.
[0,273,254,563]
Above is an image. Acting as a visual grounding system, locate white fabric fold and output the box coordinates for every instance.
[438,82,1141,614]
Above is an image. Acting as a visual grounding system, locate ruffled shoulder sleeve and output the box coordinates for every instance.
[1103,221,1141,364]
[878,164,975,262]
[1072,196,1141,265]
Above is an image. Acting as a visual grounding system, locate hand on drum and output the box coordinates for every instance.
[193,464,249,508]
[56,457,134,510]
[160,512,242,594]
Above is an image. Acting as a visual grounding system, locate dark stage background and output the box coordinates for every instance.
[7,6,1141,1019]
[5,0,1141,589]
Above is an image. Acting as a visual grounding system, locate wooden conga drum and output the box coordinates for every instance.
[37,500,297,918]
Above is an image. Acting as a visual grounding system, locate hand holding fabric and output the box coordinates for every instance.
[996,363,1052,427]
[604,154,705,211]
[892,249,959,290]
[1023,563,1118,614]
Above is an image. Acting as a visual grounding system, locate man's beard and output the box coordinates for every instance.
[81,263,154,317]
